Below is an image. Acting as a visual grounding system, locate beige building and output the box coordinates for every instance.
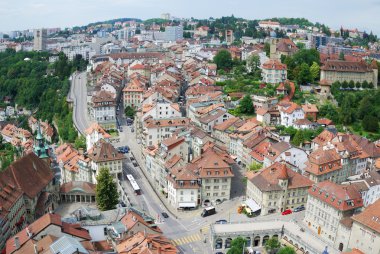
[246,162,313,215]
[193,147,235,205]
[347,199,380,254]
[304,181,363,245]
[320,60,378,88]
[87,139,124,183]
[261,59,287,84]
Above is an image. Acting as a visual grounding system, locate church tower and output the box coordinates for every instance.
[33,122,50,163]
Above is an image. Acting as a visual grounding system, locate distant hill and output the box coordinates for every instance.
[80,17,143,28]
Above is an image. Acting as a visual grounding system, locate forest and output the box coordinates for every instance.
[0,49,87,143]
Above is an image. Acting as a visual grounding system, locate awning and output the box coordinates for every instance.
[244,199,261,213]
[178,202,197,208]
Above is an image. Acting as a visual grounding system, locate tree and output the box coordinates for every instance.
[355,81,361,89]
[277,246,296,254]
[238,95,255,115]
[362,115,379,132]
[296,63,312,85]
[246,54,260,73]
[341,81,348,89]
[362,80,369,89]
[310,61,320,81]
[265,237,281,254]
[227,237,246,254]
[368,82,374,89]
[339,51,345,61]
[348,80,355,89]
[264,42,271,57]
[74,135,86,150]
[124,106,136,118]
[96,167,119,211]
[249,162,263,171]
[292,130,304,146]
[213,49,233,70]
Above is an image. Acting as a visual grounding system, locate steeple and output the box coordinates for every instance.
[33,121,50,160]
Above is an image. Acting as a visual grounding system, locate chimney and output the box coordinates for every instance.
[14,236,20,250]
[79,148,84,155]
[33,244,38,254]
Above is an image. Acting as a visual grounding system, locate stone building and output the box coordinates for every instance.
[320,60,378,88]
[246,162,313,215]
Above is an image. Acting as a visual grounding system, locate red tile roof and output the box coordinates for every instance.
[352,198,380,233]
[308,181,363,211]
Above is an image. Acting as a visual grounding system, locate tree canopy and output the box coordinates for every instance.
[226,237,247,254]
[277,246,296,254]
[265,237,281,254]
[238,95,255,115]
[96,167,119,211]
[214,50,233,70]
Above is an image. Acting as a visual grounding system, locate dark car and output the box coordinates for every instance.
[215,219,227,224]
[119,201,126,207]
[294,205,305,212]
[161,212,169,218]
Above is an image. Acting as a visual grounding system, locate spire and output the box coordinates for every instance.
[33,121,50,159]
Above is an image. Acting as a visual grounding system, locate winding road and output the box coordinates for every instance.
[69,71,92,135]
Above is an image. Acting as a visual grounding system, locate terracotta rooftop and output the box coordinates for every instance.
[87,139,124,163]
[308,181,363,211]
[352,198,380,233]
[1,153,54,199]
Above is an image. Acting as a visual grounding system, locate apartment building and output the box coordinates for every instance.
[89,90,116,130]
[261,59,287,84]
[304,181,363,244]
[278,101,305,127]
[320,60,378,88]
[87,139,124,183]
[246,162,313,215]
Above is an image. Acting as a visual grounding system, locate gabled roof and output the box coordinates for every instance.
[308,181,363,211]
[352,198,380,233]
[1,153,54,199]
[87,139,124,163]
[248,162,313,192]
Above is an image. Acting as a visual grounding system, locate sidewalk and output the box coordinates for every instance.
[130,149,200,219]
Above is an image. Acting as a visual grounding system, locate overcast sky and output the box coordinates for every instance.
[1,0,379,35]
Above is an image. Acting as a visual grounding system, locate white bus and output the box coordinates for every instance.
[126,174,141,195]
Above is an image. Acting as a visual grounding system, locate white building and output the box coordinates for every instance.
[304,181,363,245]
[278,102,305,127]
[85,123,111,151]
[89,90,117,130]
[261,59,287,84]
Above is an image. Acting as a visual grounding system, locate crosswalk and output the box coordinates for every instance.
[171,225,210,246]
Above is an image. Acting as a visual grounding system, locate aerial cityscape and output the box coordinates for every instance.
[1,3,380,254]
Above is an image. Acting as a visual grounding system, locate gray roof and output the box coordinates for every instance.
[50,235,89,254]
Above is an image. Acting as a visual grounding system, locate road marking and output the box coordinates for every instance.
[171,233,204,247]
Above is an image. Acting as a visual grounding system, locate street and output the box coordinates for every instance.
[70,71,92,135]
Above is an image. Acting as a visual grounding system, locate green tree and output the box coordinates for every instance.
[213,49,233,70]
[362,80,369,89]
[292,130,305,146]
[124,106,136,118]
[296,63,312,85]
[358,97,372,119]
[96,167,119,211]
[362,115,379,132]
[246,54,260,73]
[264,42,271,57]
[227,237,247,254]
[238,95,255,115]
[310,61,320,81]
[74,135,86,150]
[348,80,355,89]
[339,51,345,60]
[355,81,361,89]
[265,237,281,254]
[277,246,296,254]
[249,161,263,171]
[341,81,348,89]
[368,82,374,89]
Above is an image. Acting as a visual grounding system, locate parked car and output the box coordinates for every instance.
[161,212,169,218]
[215,219,227,224]
[294,205,305,212]
[282,209,292,215]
